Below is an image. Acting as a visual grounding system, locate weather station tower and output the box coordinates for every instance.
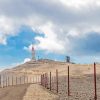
[32,45,36,61]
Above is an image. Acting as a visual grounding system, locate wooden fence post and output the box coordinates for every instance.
[41,75,43,85]
[94,62,97,100]
[46,73,48,89]
[5,75,7,87]
[7,76,9,87]
[68,66,70,96]
[45,73,47,88]
[24,75,25,84]
[43,74,44,87]
[33,76,34,83]
[20,77,21,85]
[2,74,4,88]
[12,76,13,86]
[27,76,28,84]
[56,69,58,93]
[0,75,1,87]
[16,77,17,85]
[50,72,51,91]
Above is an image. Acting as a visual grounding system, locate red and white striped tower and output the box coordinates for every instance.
[32,45,36,61]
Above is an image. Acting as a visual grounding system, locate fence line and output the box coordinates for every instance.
[0,74,41,88]
[41,62,98,99]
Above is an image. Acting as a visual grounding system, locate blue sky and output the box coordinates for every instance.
[1,0,100,69]
[0,27,67,68]
[1,27,100,69]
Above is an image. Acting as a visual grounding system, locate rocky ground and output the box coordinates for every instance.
[50,74,100,100]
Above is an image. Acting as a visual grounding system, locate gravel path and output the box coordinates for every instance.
[0,84,29,100]
[23,84,59,100]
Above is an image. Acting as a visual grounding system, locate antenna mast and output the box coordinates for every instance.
[32,45,36,61]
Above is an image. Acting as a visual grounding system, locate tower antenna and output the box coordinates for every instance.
[32,45,36,61]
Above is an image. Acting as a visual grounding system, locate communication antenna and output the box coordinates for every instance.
[32,45,36,61]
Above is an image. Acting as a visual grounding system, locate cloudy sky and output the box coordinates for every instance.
[1,0,100,68]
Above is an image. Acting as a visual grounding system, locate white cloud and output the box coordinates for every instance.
[24,44,33,52]
[59,0,95,8]
[24,58,31,63]
[0,0,100,54]
[34,23,66,54]
[0,16,20,44]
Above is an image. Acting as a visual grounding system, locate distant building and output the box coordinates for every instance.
[66,56,70,63]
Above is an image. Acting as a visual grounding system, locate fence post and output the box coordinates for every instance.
[37,75,39,83]
[20,77,21,84]
[45,73,47,88]
[2,74,4,88]
[5,75,7,87]
[16,77,17,85]
[23,74,25,84]
[43,74,44,87]
[2,75,3,88]
[45,73,48,88]
[6,76,8,86]
[12,76,13,86]
[41,75,42,85]
[30,76,31,83]
[0,75,1,87]
[42,75,43,86]
[26,76,28,84]
[32,77,34,83]
[50,72,51,91]
[41,75,43,85]
[39,75,40,83]
[33,76,34,83]
[68,66,70,96]
[94,62,97,100]
[56,69,58,93]
[46,73,48,89]
[8,76,9,86]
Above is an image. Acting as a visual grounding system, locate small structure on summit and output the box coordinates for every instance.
[32,45,36,61]
[66,56,70,63]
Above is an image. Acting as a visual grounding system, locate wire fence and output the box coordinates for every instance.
[0,73,41,88]
[41,63,98,100]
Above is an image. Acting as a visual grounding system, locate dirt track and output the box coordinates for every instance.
[0,84,59,100]
[23,84,59,100]
[0,84,29,100]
